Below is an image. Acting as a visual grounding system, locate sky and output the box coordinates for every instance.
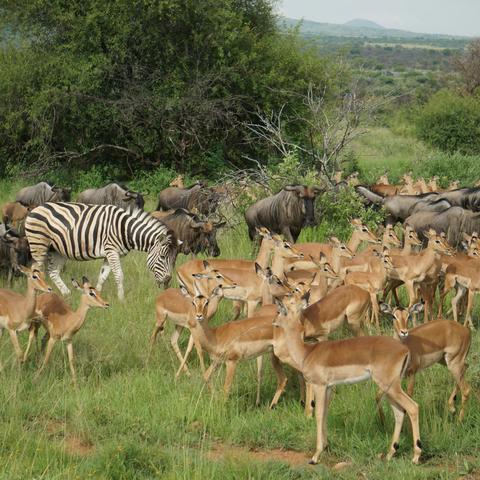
[278,0,480,37]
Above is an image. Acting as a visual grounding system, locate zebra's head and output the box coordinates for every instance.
[147,229,179,287]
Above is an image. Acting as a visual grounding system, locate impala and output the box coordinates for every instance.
[34,277,109,385]
[272,293,422,465]
[0,266,51,367]
[380,303,471,421]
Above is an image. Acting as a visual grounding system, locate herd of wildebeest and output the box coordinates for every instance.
[0,172,479,465]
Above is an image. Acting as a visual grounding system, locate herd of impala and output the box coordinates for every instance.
[0,207,476,465]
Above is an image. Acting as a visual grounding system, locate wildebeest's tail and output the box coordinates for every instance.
[355,186,385,206]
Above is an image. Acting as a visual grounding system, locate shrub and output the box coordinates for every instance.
[416,89,480,154]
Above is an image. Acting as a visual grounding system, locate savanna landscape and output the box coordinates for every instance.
[0,2,480,479]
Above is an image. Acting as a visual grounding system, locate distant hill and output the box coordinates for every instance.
[281,17,468,41]
[345,19,384,30]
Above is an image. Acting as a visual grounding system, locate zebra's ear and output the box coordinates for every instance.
[71,278,82,291]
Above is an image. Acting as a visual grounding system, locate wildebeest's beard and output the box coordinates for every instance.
[303,197,315,226]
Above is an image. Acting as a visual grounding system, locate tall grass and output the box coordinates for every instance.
[0,141,479,479]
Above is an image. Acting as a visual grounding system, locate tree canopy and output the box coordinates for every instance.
[0,0,334,178]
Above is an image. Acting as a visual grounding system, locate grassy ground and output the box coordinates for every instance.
[0,148,479,479]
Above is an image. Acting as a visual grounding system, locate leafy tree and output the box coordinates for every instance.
[0,0,333,178]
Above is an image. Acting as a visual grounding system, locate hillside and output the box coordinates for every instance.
[345,18,385,29]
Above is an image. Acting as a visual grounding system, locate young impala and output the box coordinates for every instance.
[0,266,51,367]
[380,303,471,421]
[272,293,422,465]
[33,277,109,385]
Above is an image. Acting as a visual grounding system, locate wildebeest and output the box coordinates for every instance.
[405,206,480,248]
[156,181,219,215]
[158,209,225,257]
[15,182,71,207]
[245,185,321,243]
[0,224,31,285]
[436,187,480,211]
[355,186,442,224]
[77,183,145,210]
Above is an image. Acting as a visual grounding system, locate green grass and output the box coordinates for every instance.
[0,159,479,479]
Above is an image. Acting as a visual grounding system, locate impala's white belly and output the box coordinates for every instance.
[0,316,8,329]
[328,370,371,387]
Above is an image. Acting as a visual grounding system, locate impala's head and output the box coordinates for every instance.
[350,219,379,244]
[272,237,304,260]
[20,266,52,293]
[382,224,402,248]
[272,291,310,330]
[330,237,355,259]
[192,266,237,296]
[404,227,423,248]
[72,277,110,308]
[184,289,211,327]
[380,302,424,338]
[424,229,454,256]
[255,263,289,298]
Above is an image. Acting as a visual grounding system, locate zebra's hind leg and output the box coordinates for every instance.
[105,250,125,301]
[47,252,70,295]
[96,259,112,292]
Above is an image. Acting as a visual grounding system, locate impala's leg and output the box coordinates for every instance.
[66,339,77,387]
[310,384,328,465]
[446,357,471,421]
[385,382,421,464]
[232,300,242,320]
[170,325,190,377]
[464,289,475,329]
[47,253,70,295]
[37,337,57,376]
[406,375,416,397]
[176,334,194,378]
[223,360,237,398]
[451,285,466,323]
[8,329,24,363]
[203,359,220,390]
[149,312,166,351]
[96,259,111,292]
[299,373,306,406]
[0,328,3,370]
[105,250,125,301]
[305,383,314,418]
[269,354,288,409]
[370,292,380,330]
[375,389,386,427]
[405,281,418,326]
[255,355,263,406]
[23,323,38,362]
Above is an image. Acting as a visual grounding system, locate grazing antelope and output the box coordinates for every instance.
[34,277,109,384]
[380,303,471,421]
[272,294,422,465]
[378,174,390,185]
[183,287,287,408]
[345,248,395,328]
[387,229,454,322]
[149,269,236,376]
[0,266,51,366]
[292,219,378,265]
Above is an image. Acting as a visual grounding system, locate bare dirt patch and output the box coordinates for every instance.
[45,419,95,456]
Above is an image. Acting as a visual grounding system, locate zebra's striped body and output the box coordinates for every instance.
[25,203,178,299]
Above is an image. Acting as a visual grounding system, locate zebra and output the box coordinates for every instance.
[25,202,179,300]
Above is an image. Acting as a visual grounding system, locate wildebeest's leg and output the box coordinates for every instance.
[47,252,70,295]
[96,259,111,291]
[105,250,125,301]
[281,227,295,243]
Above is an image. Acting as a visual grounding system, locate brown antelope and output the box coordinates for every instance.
[149,269,237,376]
[378,174,390,185]
[33,277,109,384]
[272,294,422,465]
[0,266,51,366]
[169,175,185,188]
[345,247,395,328]
[302,284,371,341]
[427,176,440,192]
[387,229,454,322]
[380,303,471,421]
[183,287,288,408]
[292,219,378,264]
[447,180,460,191]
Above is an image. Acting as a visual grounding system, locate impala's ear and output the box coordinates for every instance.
[180,285,191,297]
[380,303,393,316]
[71,278,83,291]
[202,260,212,271]
[254,262,264,276]
[301,290,310,309]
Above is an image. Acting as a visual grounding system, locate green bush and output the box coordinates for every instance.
[416,89,480,154]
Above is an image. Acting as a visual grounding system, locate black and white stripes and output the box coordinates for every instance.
[25,203,178,299]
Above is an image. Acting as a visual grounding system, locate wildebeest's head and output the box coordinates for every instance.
[50,186,72,202]
[123,189,145,210]
[284,185,322,226]
[0,229,32,275]
[190,219,226,257]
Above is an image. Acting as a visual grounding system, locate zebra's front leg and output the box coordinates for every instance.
[96,259,112,292]
[47,253,70,295]
[105,251,125,301]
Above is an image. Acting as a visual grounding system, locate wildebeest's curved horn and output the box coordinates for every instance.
[190,220,205,229]
[284,185,301,191]
[125,190,137,198]
[312,186,323,194]
[213,221,227,228]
